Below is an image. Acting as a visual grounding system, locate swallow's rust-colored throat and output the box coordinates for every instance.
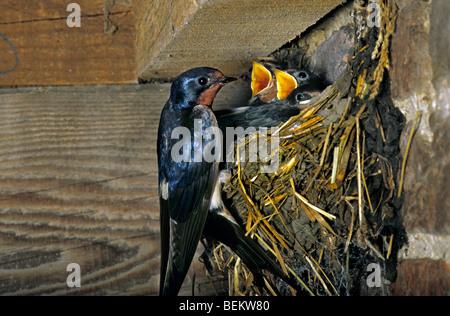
[198,82,224,107]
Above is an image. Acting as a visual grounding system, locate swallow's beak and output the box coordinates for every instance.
[251,61,272,96]
[221,76,237,84]
[275,69,298,100]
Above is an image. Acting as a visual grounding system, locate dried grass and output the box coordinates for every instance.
[212,0,404,296]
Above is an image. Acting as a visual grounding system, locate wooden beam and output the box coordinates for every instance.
[134,0,346,80]
[0,1,135,87]
[0,1,346,86]
[0,83,244,295]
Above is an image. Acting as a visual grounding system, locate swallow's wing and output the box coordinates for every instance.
[159,166,217,295]
[158,104,219,296]
[159,167,217,295]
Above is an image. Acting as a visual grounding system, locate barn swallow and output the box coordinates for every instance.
[158,67,236,296]
[282,82,324,106]
[249,62,325,107]
[216,83,324,131]
[158,67,309,296]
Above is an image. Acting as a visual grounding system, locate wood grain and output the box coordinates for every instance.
[0,83,245,295]
[134,0,346,80]
[0,0,135,87]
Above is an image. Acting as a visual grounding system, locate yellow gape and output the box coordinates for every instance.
[251,61,272,96]
[275,69,298,100]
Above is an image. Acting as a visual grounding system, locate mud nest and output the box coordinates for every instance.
[205,0,407,296]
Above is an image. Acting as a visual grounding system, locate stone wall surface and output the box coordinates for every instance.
[389,0,449,296]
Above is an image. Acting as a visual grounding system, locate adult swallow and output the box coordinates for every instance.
[158,68,313,296]
[158,67,236,296]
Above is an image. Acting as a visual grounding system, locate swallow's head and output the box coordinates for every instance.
[285,84,323,106]
[170,67,236,109]
[290,69,325,89]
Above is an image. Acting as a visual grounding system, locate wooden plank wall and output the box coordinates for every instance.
[0,82,246,295]
[0,84,162,295]
[0,0,135,86]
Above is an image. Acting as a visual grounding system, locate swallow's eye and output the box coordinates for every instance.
[296,93,306,102]
[298,71,309,80]
[198,77,208,85]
